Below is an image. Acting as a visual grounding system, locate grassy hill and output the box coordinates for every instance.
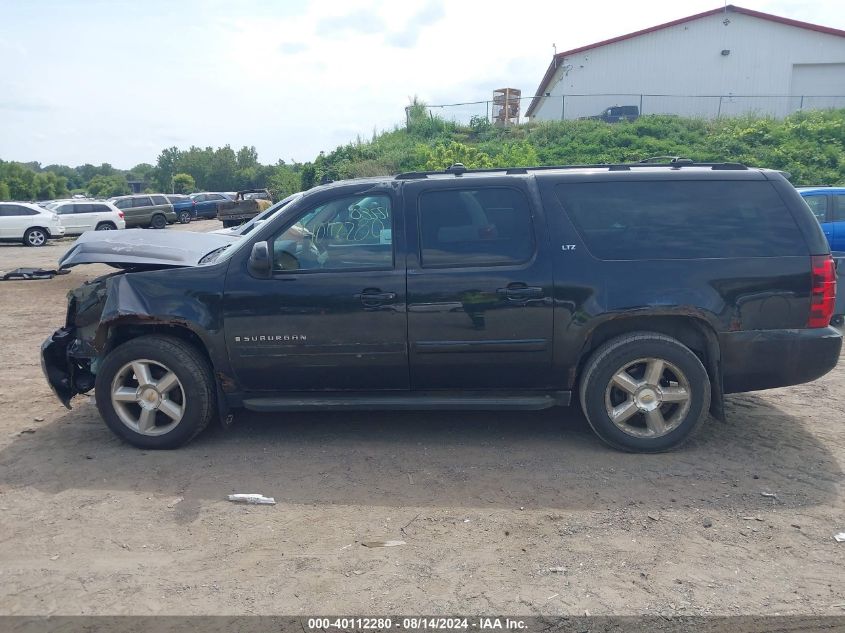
[306,105,845,188]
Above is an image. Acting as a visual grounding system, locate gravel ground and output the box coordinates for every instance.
[0,220,843,616]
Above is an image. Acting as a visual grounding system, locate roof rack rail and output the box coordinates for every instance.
[710,163,748,170]
[638,155,691,164]
[394,160,749,180]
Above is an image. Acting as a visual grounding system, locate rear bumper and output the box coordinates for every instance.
[721,326,842,394]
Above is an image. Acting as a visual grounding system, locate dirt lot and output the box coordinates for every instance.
[0,220,843,616]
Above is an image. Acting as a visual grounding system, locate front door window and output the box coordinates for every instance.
[271,195,393,272]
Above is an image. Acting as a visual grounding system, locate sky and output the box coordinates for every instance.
[1,0,843,169]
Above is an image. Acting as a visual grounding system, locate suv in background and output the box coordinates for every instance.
[46,200,125,235]
[165,194,196,224]
[190,192,233,219]
[108,194,177,229]
[586,105,640,122]
[43,161,840,452]
[0,201,65,246]
[798,186,845,251]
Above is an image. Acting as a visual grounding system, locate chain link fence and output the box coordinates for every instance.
[409,94,845,126]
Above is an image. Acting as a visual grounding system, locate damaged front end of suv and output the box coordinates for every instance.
[41,229,238,408]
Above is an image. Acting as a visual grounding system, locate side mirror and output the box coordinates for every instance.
[248,241,271,278]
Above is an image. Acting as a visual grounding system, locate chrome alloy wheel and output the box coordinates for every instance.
[27,230,46,246]
[110,359,185,435]
[604,357,691,438]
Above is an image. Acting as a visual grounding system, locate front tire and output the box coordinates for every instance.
[150,214,167,229]
[23,227,48,247]
[579,332,710,452]
[178,210,192,224]
[95,335,216,449]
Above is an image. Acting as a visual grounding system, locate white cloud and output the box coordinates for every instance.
[0,0,843,167]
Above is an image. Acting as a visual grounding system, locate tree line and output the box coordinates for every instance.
[2,106,844,202]
[0,145,309,202]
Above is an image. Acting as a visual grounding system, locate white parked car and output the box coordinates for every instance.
[0,202,65,247]
[46,200,126,235]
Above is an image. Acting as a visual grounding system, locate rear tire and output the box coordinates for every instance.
[95,222,116,231]
[95,335,216,449]
[23,227,48,247]
[578,332,710,453]
[150,214,167,229]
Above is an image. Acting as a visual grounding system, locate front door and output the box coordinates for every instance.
[223,191,408,392]
[404,181,555,390]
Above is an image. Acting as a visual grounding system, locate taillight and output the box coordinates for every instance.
[118,211,125,219]
[808,254,836,328]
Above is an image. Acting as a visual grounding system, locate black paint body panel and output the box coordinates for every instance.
[42,167,842,412]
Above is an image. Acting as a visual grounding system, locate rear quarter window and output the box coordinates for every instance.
[555,180,807,260]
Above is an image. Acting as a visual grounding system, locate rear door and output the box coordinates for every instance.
[55,203,83,234]
[74,203,98,232]
[404,179,555,390]
[831,194,845,252]
[0,204,36,238]
[0,204,19,237]
[803,194,832,246]
[132,196,154,224]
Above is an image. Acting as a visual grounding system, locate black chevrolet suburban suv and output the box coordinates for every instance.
[42,161,841,452]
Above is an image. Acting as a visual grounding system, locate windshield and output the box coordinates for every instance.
[230,192,303,236]
[201,192,304,264]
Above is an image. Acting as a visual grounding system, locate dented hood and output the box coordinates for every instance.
[58,229,238,269]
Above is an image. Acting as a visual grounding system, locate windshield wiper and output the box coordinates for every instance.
[199,245,230,265]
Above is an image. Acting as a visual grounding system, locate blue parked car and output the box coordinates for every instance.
[189,192,233,219]
[797,186,845,251]
[165,195,196,224]
[798,187,845,326]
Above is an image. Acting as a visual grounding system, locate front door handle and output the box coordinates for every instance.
[355,289,397,305]
[497,283,544,300]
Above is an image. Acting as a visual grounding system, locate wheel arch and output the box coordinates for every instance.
[99,320,232,424]
[576,314,724,420]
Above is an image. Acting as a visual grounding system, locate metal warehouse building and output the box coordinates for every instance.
[525,4,845,121]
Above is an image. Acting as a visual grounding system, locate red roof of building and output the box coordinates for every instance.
[525,5,845,117]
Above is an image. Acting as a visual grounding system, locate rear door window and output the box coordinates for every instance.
[418,187,535,267]
[0,204,35,216]
[555,180,806,259]
[133,196,153,208]
[74,203,93,213]
[803,195,829,222]
[832,195,845,222]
